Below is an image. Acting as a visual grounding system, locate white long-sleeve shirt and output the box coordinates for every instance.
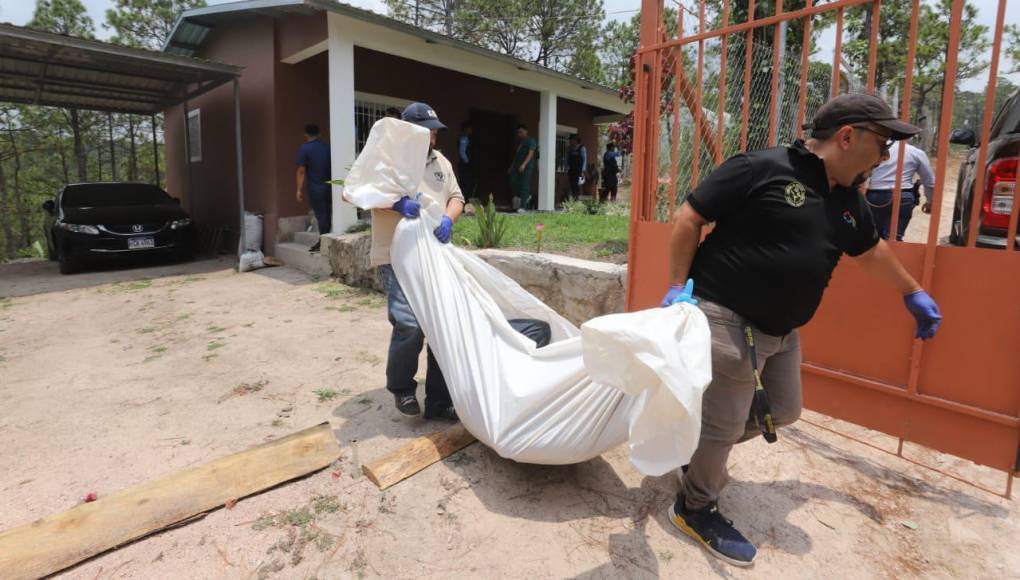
[868,143,936,200]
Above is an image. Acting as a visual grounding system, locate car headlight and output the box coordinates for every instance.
[170,218,192,230]
[59,223,99,235]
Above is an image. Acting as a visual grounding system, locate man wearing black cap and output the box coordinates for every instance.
[660,94,943,566]
[373,102,465,421]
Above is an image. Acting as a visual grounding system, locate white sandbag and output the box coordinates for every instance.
[344,117,712,475]
[241,211,263,252]
[238,249,265,272]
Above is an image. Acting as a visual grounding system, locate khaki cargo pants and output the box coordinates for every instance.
[680,300,803,510]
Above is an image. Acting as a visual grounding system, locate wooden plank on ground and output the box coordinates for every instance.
[362,424,477,490]
[0,422,340,580]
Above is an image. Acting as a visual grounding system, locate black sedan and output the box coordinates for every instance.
[43,182,195,274]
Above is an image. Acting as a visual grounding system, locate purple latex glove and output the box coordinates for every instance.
[903,290,942,340]
[434,215,453,243]
[393,196,421,219]
[660,278,699,308]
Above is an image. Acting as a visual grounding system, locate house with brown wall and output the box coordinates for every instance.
[161,0,630,255]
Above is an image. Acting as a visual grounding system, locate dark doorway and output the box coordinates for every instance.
[466,108,516,207]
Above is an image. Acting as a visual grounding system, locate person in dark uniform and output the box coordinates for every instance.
[567,134,587,200]
[458,122,476,199]
[600,142,621,203]
[295,124,332,252]
[660,94,944,567]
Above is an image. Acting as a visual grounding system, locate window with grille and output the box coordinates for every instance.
[354,93,411,154]
[187,108,201,162]
[555,134,569,173]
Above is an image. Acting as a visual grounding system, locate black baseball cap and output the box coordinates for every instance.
[401,102,446,130]
[805,93,920,140]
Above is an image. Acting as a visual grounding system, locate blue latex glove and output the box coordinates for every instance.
[392,196,421,219]
[903,290,942,340]
[660,278,699,307]
[434,215,453,244]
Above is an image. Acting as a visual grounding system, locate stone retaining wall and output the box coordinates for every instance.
[321,233,627,324]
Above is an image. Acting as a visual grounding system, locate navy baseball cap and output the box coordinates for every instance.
[401,102,446,130]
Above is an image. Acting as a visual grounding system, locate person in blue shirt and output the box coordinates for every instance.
[600,142,622,203]
[295,124,332,252]
[458,122,476,199]
[567,134,588,201]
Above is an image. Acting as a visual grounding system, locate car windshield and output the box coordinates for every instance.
[62,184,172,208]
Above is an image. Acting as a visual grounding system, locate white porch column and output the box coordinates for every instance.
[328,12,358,233]
[537,90,557,211]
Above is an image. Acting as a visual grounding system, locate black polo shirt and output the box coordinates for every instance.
[687,140,879,336]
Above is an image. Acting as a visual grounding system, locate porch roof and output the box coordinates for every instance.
[164,0,629,116]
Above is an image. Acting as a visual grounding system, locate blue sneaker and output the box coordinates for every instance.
[667,494,757,567]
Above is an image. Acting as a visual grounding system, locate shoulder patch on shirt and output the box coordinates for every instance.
[784,182,806,207]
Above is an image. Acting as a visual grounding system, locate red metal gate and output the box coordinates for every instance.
[627,0,1020,495]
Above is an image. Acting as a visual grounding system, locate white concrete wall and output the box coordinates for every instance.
[327,12,359,234]
[538,91,557,211]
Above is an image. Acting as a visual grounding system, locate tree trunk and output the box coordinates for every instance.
[0,156,15,260]
[70,108,87,181]
[5,115,29,248]
[128,116,137,181]
[108,112,117,181]
[96,134,103,181]
[59,139,70,184]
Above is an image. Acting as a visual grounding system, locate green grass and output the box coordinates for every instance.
[110,279,152,292]
[452,212,629,252]
[315,388,338,403]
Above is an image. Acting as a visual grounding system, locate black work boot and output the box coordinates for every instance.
[393,394,420,416]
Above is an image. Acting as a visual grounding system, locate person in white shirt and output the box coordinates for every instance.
[865,140,936,241]
[375,103,465,421]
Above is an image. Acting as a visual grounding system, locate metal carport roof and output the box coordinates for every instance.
[0,22,250,258]
[0,22,242,115]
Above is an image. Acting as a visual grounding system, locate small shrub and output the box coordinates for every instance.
[346,221,371,234]
[474,194,508,248]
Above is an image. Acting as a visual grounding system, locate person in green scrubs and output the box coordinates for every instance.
[509,124,537,212]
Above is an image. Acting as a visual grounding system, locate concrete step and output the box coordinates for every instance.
[274,242,332,278]
[293,231,321,246]
[277,215,312,244]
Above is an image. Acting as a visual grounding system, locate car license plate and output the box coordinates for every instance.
[128,236,155,250]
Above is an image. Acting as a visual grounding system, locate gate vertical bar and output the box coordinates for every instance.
[691,0,705,188]
[668,7,683,218]
[768,0,782,145]
[866,0,881,93]
[796,2,813,139]
[716,0,730,162]
[626,0,664,301]
[888,0,921,246]
[966,0,1008,248]
[831,8,843,97]
[740,0,754,151]
[906,0,964,396]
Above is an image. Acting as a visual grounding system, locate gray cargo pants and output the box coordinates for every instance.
[680,300,803,510]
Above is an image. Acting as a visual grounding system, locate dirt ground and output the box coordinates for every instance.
[1,258,1018,580]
